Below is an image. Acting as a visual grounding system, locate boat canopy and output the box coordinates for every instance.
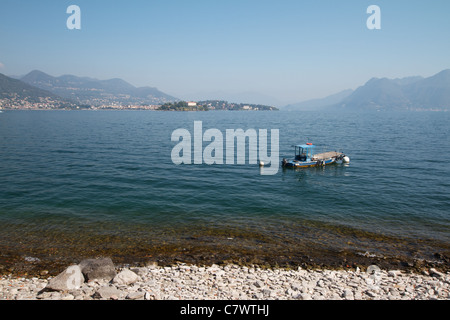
[295,144,315,149]
[294,144,315,160]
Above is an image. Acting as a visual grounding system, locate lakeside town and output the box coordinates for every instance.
[0,99,278,111]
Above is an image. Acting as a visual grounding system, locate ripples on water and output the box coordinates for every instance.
[0,110,449,269]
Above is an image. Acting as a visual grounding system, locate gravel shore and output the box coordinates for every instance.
[1,261,449,300]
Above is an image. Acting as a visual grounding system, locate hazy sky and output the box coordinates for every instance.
[1,0,449,105]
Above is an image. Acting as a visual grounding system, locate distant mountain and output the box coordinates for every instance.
[0,73,77,109]
[405,70,450,110]
[20,70,177,106]
[282,70,450,112]
[282,89,353,111]
[335,70,450,111]
[390,76,424,86]
[337,78,410,110]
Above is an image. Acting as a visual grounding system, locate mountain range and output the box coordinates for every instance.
[0,73,78,108]
[2,69,450,110]
[283,69,450,111]
[17,70,177,106]
[283,89,354,111]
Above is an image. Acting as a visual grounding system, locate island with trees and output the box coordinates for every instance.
[159,100,278,111]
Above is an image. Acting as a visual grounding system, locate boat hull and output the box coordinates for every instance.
[281,158,336,168]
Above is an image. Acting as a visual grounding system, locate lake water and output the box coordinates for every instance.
[0,110,449,273]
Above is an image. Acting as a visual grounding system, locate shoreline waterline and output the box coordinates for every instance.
[1,222,448,278]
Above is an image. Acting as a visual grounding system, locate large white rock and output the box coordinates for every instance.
[112,269,140,285]
[46,265,84,292]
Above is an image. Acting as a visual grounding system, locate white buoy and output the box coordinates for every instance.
[342,156,350,163]
[259,161,265,167]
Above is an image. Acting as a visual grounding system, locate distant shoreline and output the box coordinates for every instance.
[0,108,279,112]
[2,108,449,112]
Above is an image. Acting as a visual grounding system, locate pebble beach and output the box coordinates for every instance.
[0,259,448,300]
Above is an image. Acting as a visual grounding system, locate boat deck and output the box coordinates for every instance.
[312,151,343,160]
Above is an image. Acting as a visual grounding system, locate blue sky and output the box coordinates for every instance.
[1,0,449,105]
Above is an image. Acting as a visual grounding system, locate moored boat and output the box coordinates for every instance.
[281,143,349,168]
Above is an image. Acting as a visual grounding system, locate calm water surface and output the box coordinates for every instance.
[0,110,449,272]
